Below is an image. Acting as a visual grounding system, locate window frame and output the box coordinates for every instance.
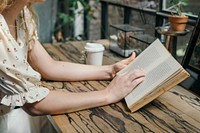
[182,13,200,75]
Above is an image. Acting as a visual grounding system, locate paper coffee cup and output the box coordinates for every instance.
[84,43,105,65]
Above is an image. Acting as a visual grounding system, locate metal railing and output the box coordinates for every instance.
[100,0,198,39]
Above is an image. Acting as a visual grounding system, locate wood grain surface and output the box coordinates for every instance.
[42,40,200,133]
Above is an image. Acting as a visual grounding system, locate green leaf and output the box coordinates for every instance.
[170,0,174,4]
[79,0,88,8]
[58,13,74,24]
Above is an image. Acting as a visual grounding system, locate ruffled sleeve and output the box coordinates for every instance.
[1,85,49,107]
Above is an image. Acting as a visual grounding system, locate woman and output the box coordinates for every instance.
[0,0,145,132]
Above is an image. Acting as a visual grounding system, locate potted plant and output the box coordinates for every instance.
[168,0,189,32]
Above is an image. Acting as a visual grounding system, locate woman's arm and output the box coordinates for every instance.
[25,40,144,115]
[28,40,136,81]
[23,69,145,115]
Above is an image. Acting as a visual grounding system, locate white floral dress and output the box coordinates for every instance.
[0,7,49,115]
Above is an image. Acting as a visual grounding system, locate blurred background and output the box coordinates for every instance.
[34,0,199,43]
[34,0,200,94]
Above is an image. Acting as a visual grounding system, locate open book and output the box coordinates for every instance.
[118,39,190,112]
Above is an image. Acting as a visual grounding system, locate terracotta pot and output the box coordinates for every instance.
[168,15,188,32]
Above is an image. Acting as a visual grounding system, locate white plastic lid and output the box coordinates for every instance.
[84,43,105,52]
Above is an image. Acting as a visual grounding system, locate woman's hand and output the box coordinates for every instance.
[111,52,136,78]
[105,68,145,104]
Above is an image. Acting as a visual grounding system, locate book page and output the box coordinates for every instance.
[125,56,182,107]
[129,69,189,112]
[118,39,171,74]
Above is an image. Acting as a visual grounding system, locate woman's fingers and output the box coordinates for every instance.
[121,52,136,65]
[120,69,145,90]
[131,76,145,88]
[106,68,145,103]
[122,68,145,80]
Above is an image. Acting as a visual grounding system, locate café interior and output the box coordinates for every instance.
[1,0,200,133]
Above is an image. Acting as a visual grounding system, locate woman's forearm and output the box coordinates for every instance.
[40,61,114,81]
[23,68,145,116]
[28,40,114,81]
[23,89,110,115]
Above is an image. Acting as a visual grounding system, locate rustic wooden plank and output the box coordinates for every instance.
[53,79,200,132]
[43,77,200,131]
[59,106,155,133]
[43,40,130,65]
[51,115,77,133]
[158,86,200,123]
[43,41,200,133]
[41,81,64,91]
[43,43,72,62]
[140,100,200,132]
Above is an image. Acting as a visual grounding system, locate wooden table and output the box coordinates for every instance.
[42,40,200,133]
